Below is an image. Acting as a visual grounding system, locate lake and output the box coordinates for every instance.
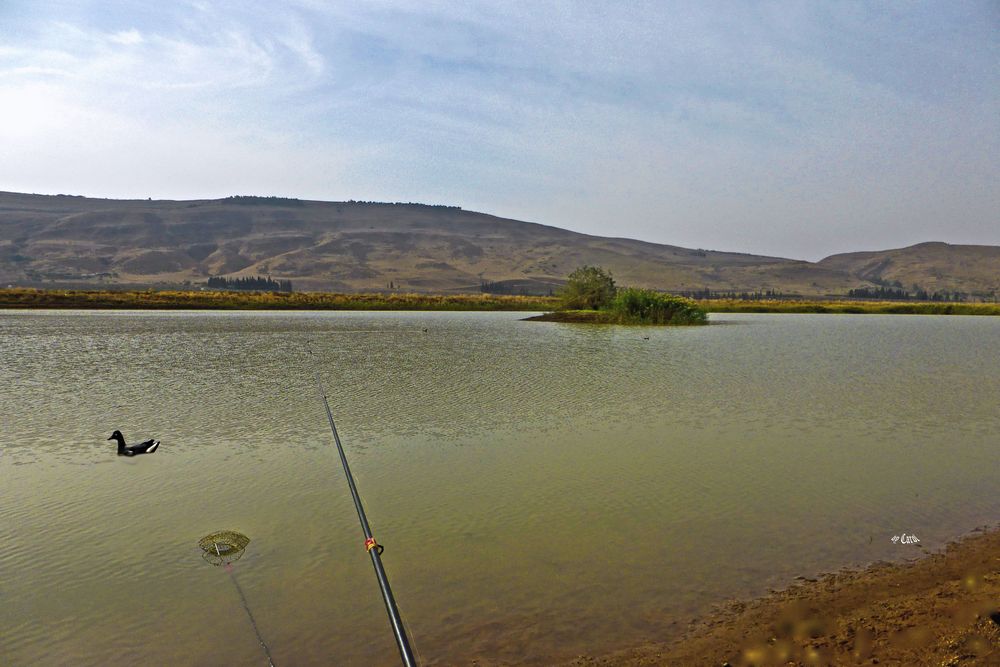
[2,310,998,665]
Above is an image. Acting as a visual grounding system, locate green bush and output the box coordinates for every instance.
[610,288,707,324]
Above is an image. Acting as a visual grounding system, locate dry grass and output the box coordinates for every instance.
[699,299,1000,316]
[3,290,999,316]
[0,288,558,311]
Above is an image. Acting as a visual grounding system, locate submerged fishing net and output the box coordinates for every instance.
[197,531,274,665]
[198,531,251,566]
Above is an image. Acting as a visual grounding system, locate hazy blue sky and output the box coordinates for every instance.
[1,1,997,259]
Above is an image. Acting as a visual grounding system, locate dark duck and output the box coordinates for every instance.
[108,430,160,456]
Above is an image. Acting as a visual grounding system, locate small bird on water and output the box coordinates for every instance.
[107,430,160,456]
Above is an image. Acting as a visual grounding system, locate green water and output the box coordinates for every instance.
[1,311,998,665]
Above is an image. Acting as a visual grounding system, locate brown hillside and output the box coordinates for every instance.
[0,192,995,296]
[819,242,1000,297]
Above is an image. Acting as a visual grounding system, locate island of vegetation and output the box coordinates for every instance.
[524,266,709,325]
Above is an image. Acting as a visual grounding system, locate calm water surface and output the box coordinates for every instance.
[1,311,998,665]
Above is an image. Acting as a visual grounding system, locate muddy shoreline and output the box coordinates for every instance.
[562,525,1000,666]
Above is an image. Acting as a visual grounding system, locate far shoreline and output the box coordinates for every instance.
[1,288,999,315]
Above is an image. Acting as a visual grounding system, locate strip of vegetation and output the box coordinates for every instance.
[677,286,991,303]
[2,289,998,315]
[222,195,305,207]
[846,286,983,302]
[700,299,1000,315]
[0,288,557,311]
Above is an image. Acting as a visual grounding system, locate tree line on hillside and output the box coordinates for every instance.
[206,275,293,292]
[676,288,792,300]
[223,195,305,206]
[344,200,462,209]
[846,286,969,302]
[479,279,555,296]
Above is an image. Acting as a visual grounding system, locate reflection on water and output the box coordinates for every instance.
[1,311,998,665]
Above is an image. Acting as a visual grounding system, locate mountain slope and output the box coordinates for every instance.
[0,192,995,297]
[818,242,1000,296]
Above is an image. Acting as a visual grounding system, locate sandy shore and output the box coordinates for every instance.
[563,525,1000,666]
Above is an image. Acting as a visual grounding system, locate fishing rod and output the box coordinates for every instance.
[306,343,417,667]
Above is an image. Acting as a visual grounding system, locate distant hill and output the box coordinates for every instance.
[0,192,996,298]
[818,242,1000,297]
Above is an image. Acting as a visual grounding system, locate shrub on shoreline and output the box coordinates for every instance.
[610,288,707,324]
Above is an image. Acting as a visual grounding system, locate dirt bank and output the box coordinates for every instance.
[564,526,1000,666]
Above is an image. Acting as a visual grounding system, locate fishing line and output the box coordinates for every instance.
[229,568,275,667]
[198,531,276,667]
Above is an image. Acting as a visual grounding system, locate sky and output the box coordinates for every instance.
[0,1,997,260]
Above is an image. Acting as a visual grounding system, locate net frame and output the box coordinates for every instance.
[198,530,251,566]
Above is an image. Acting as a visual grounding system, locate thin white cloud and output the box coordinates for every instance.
[277,21,324,76]
[109,28,143,45]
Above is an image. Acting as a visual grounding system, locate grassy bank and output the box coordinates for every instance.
[701,298,1000,315]
[0,288,558,311]
[2,289,999,315]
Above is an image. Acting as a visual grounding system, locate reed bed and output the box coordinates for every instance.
[0,288,558,311]
[699,299,1000,315]
[2,289,998,315]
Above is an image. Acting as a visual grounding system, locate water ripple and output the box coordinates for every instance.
[2,311,999,665]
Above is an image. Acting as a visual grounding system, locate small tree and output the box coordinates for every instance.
[559,265,617,310]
